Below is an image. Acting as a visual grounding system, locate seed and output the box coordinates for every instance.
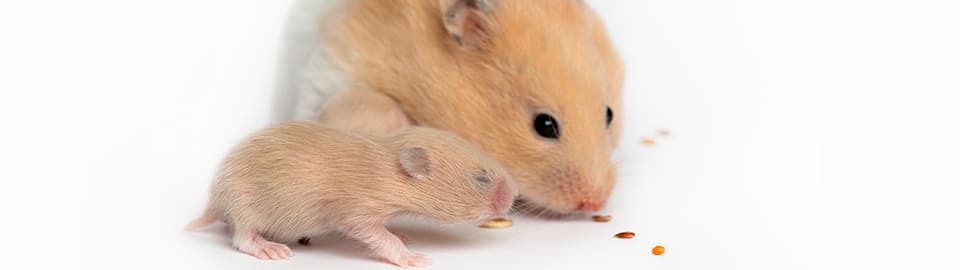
[479,218,513,229]
[591,215,612,222]
[659,129,672,137]
[652,245,666,255]
[614,231,635,239]
[642,138,656,146]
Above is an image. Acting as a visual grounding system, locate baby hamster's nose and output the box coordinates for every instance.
[492,181,516,216]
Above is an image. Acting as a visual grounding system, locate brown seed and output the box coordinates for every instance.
[614,231,635,239]
[591,215,612,222]
[642,138,657,146]
[652,245,666,255]
[659,129,672,137]
[479,218,513,229]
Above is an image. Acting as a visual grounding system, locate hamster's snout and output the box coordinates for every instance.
[575,196,607,212]
[568,176,613,212]
[491,180,517,216]
[545,164,615,213]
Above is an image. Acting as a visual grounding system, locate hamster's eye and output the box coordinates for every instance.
[474,175,491,184]
[606,106,614,128]
[534,114,560,139]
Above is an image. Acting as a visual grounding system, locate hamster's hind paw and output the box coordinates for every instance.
[233,229,294,260]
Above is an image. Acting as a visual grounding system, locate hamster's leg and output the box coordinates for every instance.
[342,224,431,267]
[232,228,293,260]
[317,90,413,134]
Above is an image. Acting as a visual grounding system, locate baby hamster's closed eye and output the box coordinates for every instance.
[474,174,490,184]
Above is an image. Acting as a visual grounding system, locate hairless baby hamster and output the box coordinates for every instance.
[294,0,624,213]
[185,122,517,267]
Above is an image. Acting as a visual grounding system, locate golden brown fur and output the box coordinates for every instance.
[315,0,624,213]
[317,89,413,134]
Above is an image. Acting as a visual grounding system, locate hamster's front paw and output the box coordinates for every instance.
[383,251,431,268]
[402,252,431,268]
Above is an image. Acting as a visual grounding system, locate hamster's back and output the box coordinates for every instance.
[208,122,389,237]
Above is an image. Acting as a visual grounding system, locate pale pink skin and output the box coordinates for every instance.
[186,122,517,268]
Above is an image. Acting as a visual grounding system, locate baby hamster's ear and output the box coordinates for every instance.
[399,147,432,180]
[439,0,497,52]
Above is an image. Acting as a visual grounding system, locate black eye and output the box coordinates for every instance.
[533,114,560,139]
[606,106,614,128]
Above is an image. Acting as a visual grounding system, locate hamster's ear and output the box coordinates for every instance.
[439,0,497,53]
[399,147,432,179]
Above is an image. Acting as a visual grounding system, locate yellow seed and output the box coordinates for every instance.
[642,138,656,146]
[479,218,513,229]
[591,215,612,222]
[652,245,666,255]
[614,231,635,239]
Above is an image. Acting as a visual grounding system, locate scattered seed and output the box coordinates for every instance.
[652,245,666,255]
[614,231,635,239]
[479,218,513,229]
[659,129,672,137]
[642,138,656,146]
[591,215,612,222]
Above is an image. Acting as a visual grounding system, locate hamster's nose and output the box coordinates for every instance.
[492,181,516,215]
[575,199,606,212]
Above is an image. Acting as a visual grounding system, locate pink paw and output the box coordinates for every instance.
[404,253,432,268]
[247,242,293,260]
[386,252,431,268]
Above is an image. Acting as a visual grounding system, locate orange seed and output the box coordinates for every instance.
[652,245,666,255]
[479,218,513,229]
[592,215,612,222]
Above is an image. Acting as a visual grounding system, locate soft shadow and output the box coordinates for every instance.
[297,234,374,262]
[184,223,234,249]
[185,219,489,263]
[387,223,478,250]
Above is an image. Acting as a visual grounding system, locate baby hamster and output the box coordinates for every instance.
[185,122,517,267]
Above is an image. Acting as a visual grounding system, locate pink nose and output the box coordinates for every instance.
[492,182,516,215]
[576,200,605,212]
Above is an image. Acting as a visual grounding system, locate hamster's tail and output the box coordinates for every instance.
[184,209,217,231]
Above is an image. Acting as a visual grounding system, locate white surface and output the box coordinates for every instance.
[1,0,958,269]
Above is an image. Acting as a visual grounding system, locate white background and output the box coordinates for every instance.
[1,0,958,269]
